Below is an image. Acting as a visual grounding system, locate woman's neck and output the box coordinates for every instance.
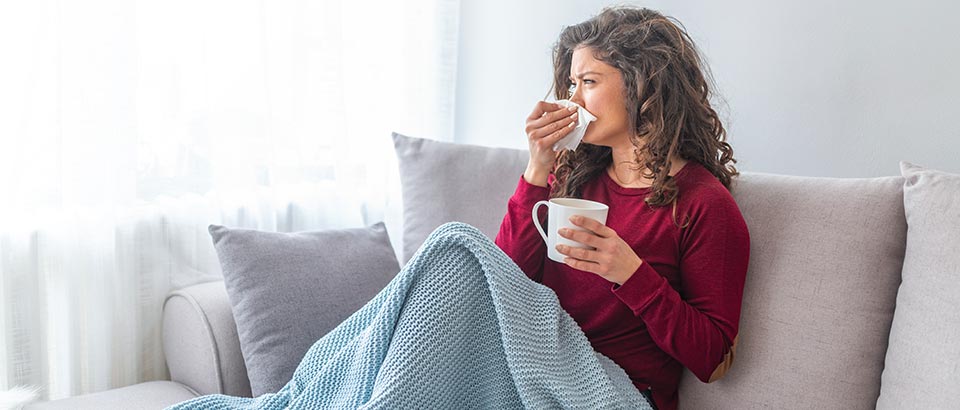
[608,141,687,188]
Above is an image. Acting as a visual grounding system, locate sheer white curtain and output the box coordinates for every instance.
[0,0,460,400]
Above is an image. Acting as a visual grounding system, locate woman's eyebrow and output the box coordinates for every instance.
[568,71,603,81]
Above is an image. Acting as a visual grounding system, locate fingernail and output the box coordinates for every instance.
[567,106,577,112]
[569,112,577,119]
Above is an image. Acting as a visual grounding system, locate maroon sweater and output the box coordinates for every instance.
[494,161,750,410]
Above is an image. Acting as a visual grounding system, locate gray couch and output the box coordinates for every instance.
[26,135,958,409]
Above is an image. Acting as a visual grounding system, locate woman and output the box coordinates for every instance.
[495,6,751,410]
[169,6,746,410]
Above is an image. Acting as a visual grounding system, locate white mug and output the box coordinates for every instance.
[532,198,609,263]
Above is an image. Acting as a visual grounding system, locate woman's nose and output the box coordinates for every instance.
[569,89,585,107]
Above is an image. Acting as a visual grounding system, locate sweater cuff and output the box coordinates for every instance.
[512,174,551,205]
[611,260,665,316]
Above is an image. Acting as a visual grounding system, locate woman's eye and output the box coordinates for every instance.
[567,80,593,94]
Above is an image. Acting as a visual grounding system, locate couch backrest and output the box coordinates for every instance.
[678,172,906,409]
[392,134,907,409]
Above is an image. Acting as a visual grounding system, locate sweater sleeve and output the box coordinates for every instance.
[494,174,552,282]
[610,189,750,383]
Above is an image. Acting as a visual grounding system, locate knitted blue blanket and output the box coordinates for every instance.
[167,222,653,409]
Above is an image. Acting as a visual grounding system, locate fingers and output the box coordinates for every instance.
[529,113,578,141]
[569,215,614,238]
[528,104,578,130]
[556,242,602,262]
[558,227,602,248]
[541,120,577,149]
[526,109,578,141]
[526,121,576,154]
[527,100,564,121]
[562,256,601,273]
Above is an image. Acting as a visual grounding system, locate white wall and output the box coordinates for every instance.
[454,0,960,177]
[453,0,611,151]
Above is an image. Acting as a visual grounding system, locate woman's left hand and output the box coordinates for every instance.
[556,215,643,285]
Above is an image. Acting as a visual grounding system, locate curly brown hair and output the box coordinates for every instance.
[548,6,739,228]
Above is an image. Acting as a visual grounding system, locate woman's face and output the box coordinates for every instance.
[567,46,633,148]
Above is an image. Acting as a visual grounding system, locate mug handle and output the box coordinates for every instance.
[532,200,549,243]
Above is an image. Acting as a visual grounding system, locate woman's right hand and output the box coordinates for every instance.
[524,101,579,180]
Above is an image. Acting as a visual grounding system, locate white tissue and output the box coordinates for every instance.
[551,99,597,152]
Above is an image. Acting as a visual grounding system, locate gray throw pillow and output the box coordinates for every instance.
[392,132,528,264]
[208,222,399,396]
[876,161,960,409]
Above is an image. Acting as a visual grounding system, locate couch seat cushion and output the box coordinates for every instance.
[24,381,197,410]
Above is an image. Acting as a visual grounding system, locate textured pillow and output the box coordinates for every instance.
[876,162,960,409]
[208,222,399,396]
[392,132,528,264]
[678,172,907,409]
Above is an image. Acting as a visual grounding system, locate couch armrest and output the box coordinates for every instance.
[162,280,252,398]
